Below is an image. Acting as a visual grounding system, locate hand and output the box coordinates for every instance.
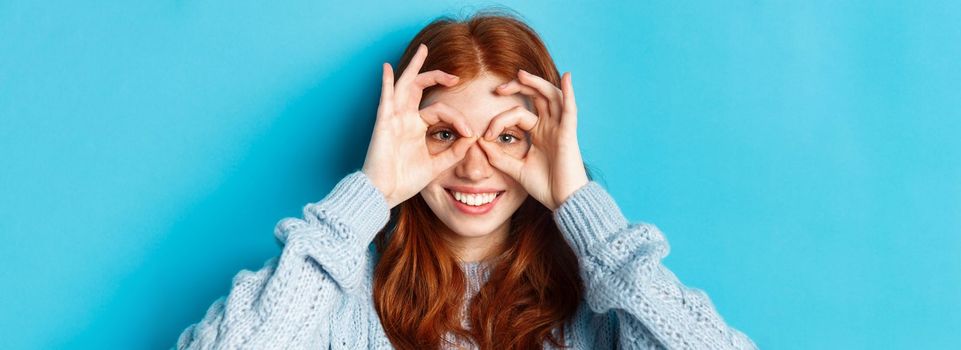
[476,69,589,211]
[362,44,478,209]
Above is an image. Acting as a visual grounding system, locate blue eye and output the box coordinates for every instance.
[499,134,518,143]
[499,131,526,145]
[430,128,523,145]
[430,129,458,142]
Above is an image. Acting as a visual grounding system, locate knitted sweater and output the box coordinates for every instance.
[175,170,758,349]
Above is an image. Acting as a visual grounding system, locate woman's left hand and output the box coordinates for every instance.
[476,69,589,211]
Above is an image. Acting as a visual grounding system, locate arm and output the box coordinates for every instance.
[175,170,390,349]
[554,181,758,350]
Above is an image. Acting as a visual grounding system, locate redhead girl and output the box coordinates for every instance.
[176,10,757,350]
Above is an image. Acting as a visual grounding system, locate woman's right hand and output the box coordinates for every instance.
[362,43,478,209]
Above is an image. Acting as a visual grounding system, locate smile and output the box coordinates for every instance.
[445,189,505,215]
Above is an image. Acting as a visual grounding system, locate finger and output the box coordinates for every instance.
[561,71,577,129]
[495,79,540,96]
[381,63,395,102]
[413,70,459,89]
[377,63,395,118]
[419,102,474,137]
[495,79,552,120]
[516,69,562,121]
[397,43,428,86]
[484,105,538,141]
[405,70,459,109]
[476,138,524,179]
[432,135,476,173]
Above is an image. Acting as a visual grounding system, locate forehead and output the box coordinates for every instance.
[421,73,530,126]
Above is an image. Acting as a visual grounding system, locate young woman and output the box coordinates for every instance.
[175,10,758,350]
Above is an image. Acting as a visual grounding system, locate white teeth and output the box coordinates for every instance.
[452,191,498,206]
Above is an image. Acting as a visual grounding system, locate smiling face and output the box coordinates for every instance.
[418,73,533,256]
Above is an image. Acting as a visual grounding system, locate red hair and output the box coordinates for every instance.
[372,8,592,350]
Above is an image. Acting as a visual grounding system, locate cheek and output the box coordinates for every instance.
[426,143,445,156]
[501,141,531,158]
[425,136,447,155]
[421,175,454,203]
[499,175,528,196]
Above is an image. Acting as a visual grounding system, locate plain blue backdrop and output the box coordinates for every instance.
[2,1,959,349]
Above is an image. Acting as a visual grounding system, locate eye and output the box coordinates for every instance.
[429,128,458,143]
[497,131,523,144]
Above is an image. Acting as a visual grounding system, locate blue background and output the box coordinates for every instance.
[2,1,959,349]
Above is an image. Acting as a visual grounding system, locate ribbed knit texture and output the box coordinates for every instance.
[174,170,758,350]
[439,260,491,349]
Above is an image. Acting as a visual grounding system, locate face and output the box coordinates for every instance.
[418,73,534,241]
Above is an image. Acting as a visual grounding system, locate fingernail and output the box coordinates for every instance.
[519,69,529,76]
[497,83,507,89]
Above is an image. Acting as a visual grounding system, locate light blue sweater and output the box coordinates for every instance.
[175,170,758,349]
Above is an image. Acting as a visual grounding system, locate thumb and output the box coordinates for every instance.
[432,135,476,173]
[476,138,524,180]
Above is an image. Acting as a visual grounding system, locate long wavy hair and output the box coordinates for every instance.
[371,9,594,350]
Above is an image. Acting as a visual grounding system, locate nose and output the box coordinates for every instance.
[454,142,493,180]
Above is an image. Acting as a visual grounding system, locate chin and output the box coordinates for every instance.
[448,225,501,238]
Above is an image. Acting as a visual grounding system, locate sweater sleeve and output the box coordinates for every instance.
[553,181,758,350]
[174,170,390,349]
